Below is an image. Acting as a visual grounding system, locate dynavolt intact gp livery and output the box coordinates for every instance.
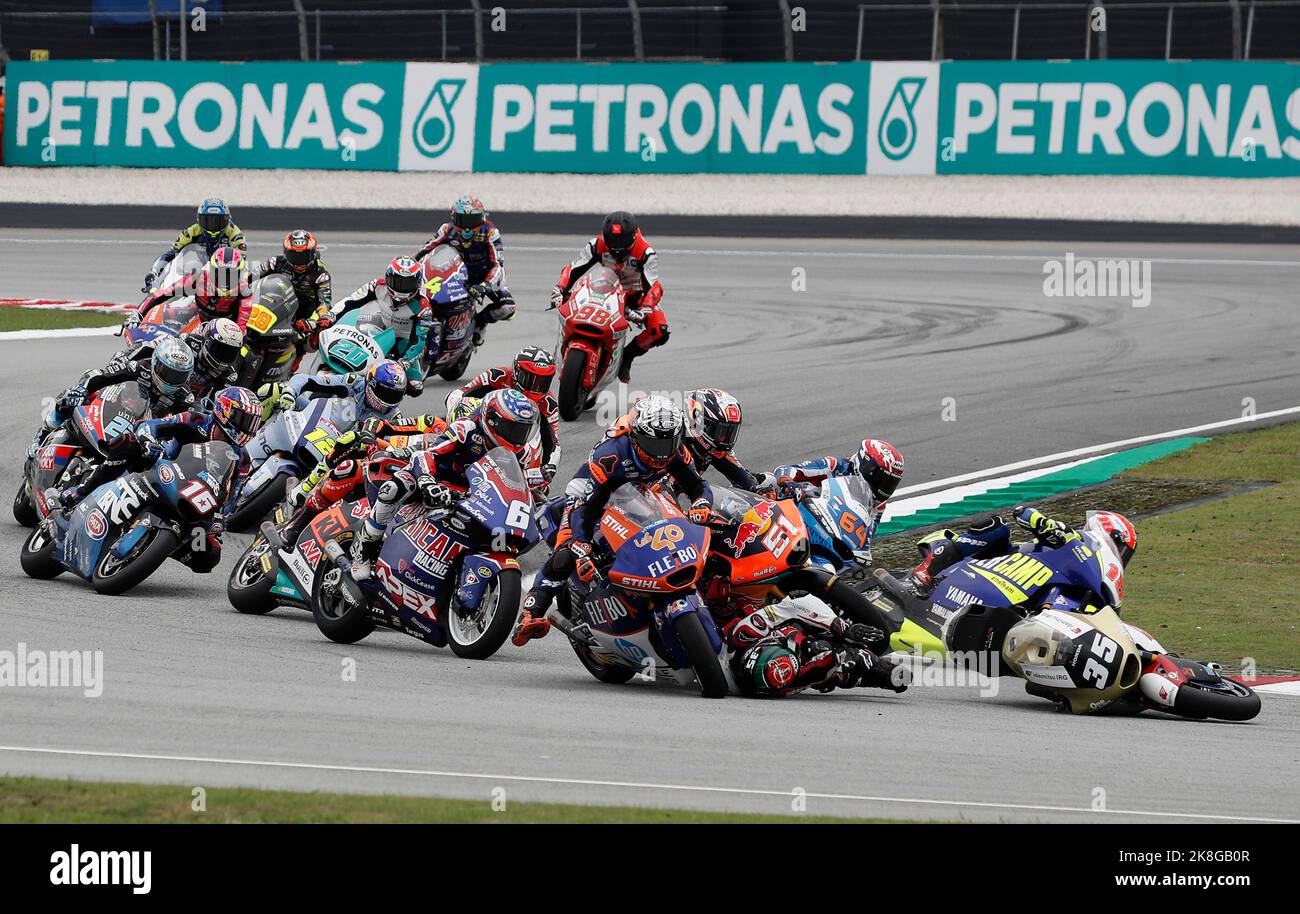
[21,440,238,596]
[310,446,543,660]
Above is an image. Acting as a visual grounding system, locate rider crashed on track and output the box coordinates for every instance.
[446,345,561,487]
[349,389,540,576]
[142,197,246,293]
[907,506,1139,596]
[413,195,514,346]
[275,358,409,425]
[550,212,666,383]
[725,608,908,698]
[55,388,265,574]
[512,395,712,645]
[130,246,255,333]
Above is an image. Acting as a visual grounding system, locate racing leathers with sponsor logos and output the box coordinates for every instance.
[413,219,515,342]
[146,217,246,290]
[40,347,196,444]
[279,370,406,426]
[276,414,449,545]
[724,606,908,698]
[512,405,712,645]
[550,213,666,383]
[448,365,561,482]
[253,253,333,321]
[328,277,432,388]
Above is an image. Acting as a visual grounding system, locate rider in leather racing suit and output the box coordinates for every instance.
[724,608,908,697]
[512,396,712,646]
[550,212,666,384]
[276,359,408,426]
[143,198,246,293]
[907,506,1139,595]
[413,195,514,346]
[275,413,449,545]
[328,257,430,390]
[348,390,538,577]
[132,246,255,333]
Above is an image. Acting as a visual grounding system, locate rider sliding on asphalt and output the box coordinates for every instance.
[413,194,515,347]
[907,505,1139,595]
[512,395,712,646]
[446,345,562,489]
[349,389,540,578]
[551,212,667,384]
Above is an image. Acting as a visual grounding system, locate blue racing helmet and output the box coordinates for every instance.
[478,389,537,453]
[151,336,195,397]
[365,359,406,411]
[197,198,231,238]
[452,194,485,241]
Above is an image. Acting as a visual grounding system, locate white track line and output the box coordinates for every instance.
[0,237,1297,267]
[894,406,1300,499]
[0,745,1293,823]
[0,326,121,341]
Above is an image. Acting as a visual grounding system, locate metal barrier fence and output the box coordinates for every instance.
[0,1,1296,62]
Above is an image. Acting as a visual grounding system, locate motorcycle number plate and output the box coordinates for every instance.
[247,306,277,334]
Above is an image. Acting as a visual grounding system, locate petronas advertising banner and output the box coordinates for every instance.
[6,59,1299,175]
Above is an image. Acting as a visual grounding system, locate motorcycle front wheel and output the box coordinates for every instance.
[673,612,728,698]
[13,481,38,527]
[445,567,520,660]
[1171,677,1262,722]
[311,532,374,644]
[227,535,279,615]
[557,348,589,422]
[20,522,63,579]
[92,526,179,596]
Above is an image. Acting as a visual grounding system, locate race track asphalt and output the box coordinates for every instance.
[0,229,1297,822]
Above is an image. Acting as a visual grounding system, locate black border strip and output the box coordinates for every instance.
[1,203,1298,244]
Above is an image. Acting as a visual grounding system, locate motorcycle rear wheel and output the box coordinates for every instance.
[674,612,728,698]
[13,482,38,527]
[92,526,179,596]
[20,522,63,579]
[438,346,474,381]
[557,348,589,421]
[227,536,279,615]
[1170,677,1262,722]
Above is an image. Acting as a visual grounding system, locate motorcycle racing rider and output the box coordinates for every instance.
[512,395,713,646]
[180,318,245,402]
[274,358,410,425]
[253,229,334,335]
[907,506,1139,596]
[130,246,255,332]
[328,257,430,389]
[413,195,514,346]
[53,388,264,573]
[142,197,246,293]
[724,607,908,698]
[550,212,666,384]
[275,412,449,545]
[445,345,561,488]
[348,389,540,578]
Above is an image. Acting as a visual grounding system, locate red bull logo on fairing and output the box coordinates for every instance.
[728,500,776,557]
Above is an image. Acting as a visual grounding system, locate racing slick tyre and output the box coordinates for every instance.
[227,535,279,615]
[438,347,474,381]
[674,611,728,698]
[92,526,179,596]
[20,522,63,579]
[822,577,892,652]
[225,476,287,533]
[311,532,374,644]
[1171,677,1262,722]
[13,483,38,527]
[557,349,588,422]
[446,567,520,660]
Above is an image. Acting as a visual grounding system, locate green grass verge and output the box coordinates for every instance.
[1118,420,1300,670]
[0,776,906,824]
[0,307,124,332]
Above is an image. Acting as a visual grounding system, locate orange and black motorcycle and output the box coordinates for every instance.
[694,485,892,648]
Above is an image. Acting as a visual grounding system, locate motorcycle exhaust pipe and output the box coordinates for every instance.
[544,607,597,648]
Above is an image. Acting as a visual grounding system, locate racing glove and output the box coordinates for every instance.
[1014,505,1071,549]
[416,475,455,508]
[122,311,142,330]
[142,273,156,294]
[548,286,564,309]
[406,376,425,397]
[275,389,298,414]
[286,482,310,510]
[687,498,712,526]
[541,462,558,485]
[570,540,599,583]
[55,386,87,416]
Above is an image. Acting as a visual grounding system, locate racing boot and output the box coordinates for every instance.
[616,346,640,384]
[511,587,554,646]
[349,523,383,581]
[841,648,910,694]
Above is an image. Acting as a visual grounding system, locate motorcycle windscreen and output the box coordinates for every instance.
[819,475,877,556]
[458,446,539,545]
[75,381,149,455]
[420,247,469,304]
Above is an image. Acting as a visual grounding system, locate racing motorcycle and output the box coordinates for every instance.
[308,446,542,660]
[553,266,639,421]
[554,484,728,698]
[20,440,237,596]
[694,484,892,646]
[223,393,358,532]
[125,247,209,345]
[14,381,151,528]
[234,275,302,391]
[860,513,1262,720]
[419,245,478,382]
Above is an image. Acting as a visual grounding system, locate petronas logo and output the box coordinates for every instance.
[412,79,466,158]
[879,77,926,161]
